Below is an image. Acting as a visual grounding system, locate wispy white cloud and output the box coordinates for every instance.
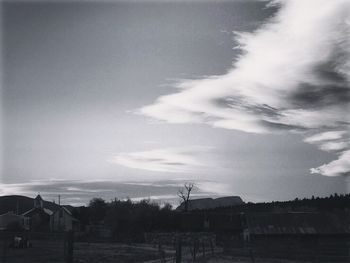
[319,141,349,152]
[112,147,210,173]
[311,150,350,177]
[139,0,350,177]
[304,130,349,153]
[304,131,347,144]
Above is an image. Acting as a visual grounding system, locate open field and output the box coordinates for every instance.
[2,241,174,263]
[1,240,65,263]
[205,255,315,263]
[74,243,175,263]
[1,240,323,263]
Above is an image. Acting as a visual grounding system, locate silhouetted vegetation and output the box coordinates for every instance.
[72,198,180,241]
[88,197,108,224]
[215,193,350,213]
[70,193,350,241]
[177,183,195,212]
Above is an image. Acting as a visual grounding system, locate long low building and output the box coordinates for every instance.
[225,211,350,262]
[0,211,30,231]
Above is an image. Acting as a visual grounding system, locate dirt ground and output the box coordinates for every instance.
[74,242,174,263]
[1,241,314,263]
[1,240,65,263]
[204,255,313,263]
[1,241,173,263]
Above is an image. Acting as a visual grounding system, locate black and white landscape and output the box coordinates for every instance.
[0,0,349,262]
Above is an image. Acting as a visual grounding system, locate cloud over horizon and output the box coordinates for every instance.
[139,0,350,177]
[112,146,210,173]
[0,179,230,206]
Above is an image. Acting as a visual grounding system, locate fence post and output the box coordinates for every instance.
[202,241,205,258]
[210,239,214,255]
[2,239,7,263]
[175,236,182,263]
[313,236,320,263]
[249,247,255,263]
[64,231,74,263]
[158,242,165,263]
[192,239,197,262]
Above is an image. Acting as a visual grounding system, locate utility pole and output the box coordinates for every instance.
[16,199,19,215]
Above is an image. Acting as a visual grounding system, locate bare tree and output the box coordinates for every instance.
[177,183,195,212]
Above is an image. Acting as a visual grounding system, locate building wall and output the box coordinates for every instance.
[0,212,30,230]
[50,209,74,232]
[30,211,50,231]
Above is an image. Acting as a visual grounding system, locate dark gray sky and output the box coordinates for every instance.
[1,0,348,206]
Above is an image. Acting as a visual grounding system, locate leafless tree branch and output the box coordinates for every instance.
[177,183,195,212]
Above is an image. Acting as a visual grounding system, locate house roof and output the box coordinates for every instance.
[22,207,53,216]
[0,211,16,217]
[62,206,72,215]
[0,211,28,218]
[34,194,43,200]
[246,212,350,235]
[52,206,79,221]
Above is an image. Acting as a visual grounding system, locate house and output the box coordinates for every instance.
[21,194,80,232]
[50,206,80,232]
[0,211,30,231]
[0,194,80,232]
[22,195,53,231]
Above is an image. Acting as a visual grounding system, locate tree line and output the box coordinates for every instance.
[72,198,181,241]
[71,192,349,241]
[212,193,350,213]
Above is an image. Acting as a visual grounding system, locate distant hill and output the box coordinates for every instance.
[0,195,61,215]
[176,196,244,211]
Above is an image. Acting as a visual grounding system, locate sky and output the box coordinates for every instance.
[0,0,349,206]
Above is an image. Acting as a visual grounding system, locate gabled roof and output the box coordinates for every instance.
[0,211,16,217]
[0,211,28,218]
[22,208,35,216]
[34,194,43,200]
[52,206,79,221]
[43,208,54,215]
[62,205,74,214]
[62,206,72,215]
[22,207,53,216]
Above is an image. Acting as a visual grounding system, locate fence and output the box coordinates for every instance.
[145,232,216,262]
[0,231,73,263]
